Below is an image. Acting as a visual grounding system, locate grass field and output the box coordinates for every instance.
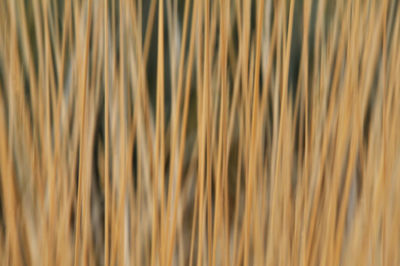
[0,0,400,265]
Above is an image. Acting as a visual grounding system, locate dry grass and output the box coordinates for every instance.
[0,0,400,265]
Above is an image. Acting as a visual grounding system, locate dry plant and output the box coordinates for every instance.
[0,0,400,265]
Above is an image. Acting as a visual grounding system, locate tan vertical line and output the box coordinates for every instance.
[104,0,110,264]
[74,1,92,265]
[152,0,165,265]
[115,0,128,264]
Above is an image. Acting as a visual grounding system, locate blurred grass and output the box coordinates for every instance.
[0,0,400,265]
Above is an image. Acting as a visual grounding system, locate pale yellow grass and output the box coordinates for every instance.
[0,0,399,265]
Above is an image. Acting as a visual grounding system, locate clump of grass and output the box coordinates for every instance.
[0,0,399,265]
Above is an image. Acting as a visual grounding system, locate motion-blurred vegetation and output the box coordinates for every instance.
[0,0,399,265]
